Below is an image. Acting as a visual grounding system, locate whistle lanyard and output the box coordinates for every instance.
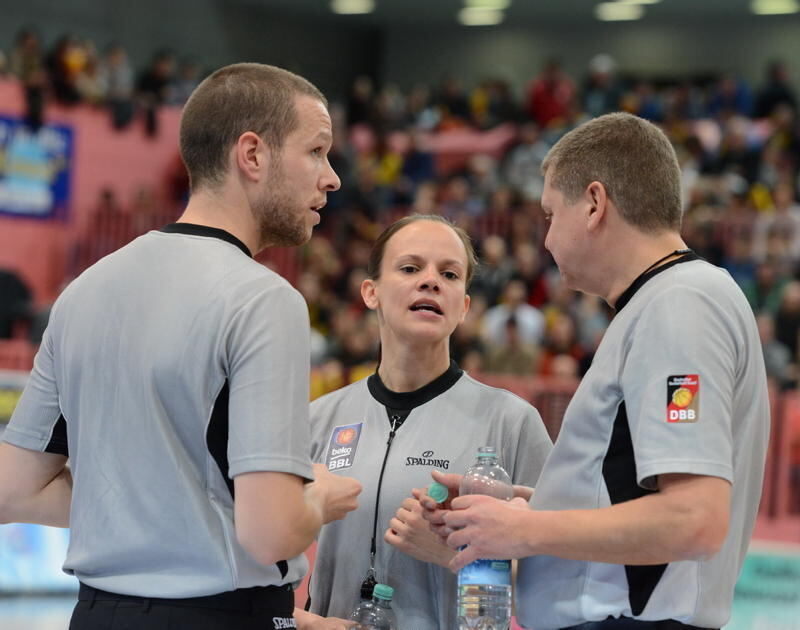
[363,409,407,596]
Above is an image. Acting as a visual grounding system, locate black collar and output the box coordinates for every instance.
[160,223,252,258]
[367,360,463,411]
[614,251,700,312]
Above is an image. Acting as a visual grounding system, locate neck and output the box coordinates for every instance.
[603,232,689,306]
[178,185,260,256]
[377,336,451,392]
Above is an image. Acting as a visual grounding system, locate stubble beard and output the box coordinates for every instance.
[253,159,311,249]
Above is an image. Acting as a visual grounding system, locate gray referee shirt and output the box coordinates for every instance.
[517,255,769,629]
[3,224,314,597]
[309,365,553,630]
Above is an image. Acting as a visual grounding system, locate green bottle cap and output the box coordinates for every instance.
[427,481,449,504]
[373,583,394,601]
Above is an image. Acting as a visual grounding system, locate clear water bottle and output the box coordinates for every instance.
[350,583,397,630]
[457,446,513,630]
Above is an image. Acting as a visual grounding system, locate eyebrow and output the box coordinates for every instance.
[398,254,465,268]
[314,130,333,144]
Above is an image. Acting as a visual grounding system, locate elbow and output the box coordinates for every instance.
[680,511,729,560]
[236,530,287,567]
[235,526,311,567]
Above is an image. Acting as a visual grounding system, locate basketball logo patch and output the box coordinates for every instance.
[325,423,363,471]
[666,374,699,423]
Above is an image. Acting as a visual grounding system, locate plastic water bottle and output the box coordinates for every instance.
[457,446,513,630]
[350,583,397,630]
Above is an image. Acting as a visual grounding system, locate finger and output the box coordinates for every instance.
[442,508,470,530]
[431,523,455,538]
[388,516,406,532]
[411,487,423,500]
[446,526,471,550]
[384,527,402,547]
[401,497,418,510]
[449,545,477,572]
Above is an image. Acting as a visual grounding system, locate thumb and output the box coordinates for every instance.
[431,469,462,491]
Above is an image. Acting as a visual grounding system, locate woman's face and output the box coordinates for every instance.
[362,221,471,347]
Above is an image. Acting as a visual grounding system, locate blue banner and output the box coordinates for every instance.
[0,116,73,219]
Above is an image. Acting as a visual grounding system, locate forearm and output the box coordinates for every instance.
[523,478,729,564]
[0,466,72,528]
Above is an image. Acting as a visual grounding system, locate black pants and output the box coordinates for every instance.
[69,582,296,630]
[562,619,717,630]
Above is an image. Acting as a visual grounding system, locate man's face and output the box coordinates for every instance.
[254,95,340,248]
[542,172,589,292]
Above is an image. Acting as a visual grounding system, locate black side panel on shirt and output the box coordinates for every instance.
[206,381,289,579]
[602,402,667,616]
[44,415,68,456]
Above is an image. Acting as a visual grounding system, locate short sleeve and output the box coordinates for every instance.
[2,321,65,454]
[621,286,736,488]
[225,283,314,481]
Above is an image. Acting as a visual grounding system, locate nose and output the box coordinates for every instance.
[418,266,440,292]
[321,158,341,192]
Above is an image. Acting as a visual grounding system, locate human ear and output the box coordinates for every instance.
[586,181,608,231]
[235,131,269,182]
[459,294,471,324]
[361,278,379,311]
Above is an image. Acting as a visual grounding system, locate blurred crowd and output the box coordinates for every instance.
[2,28,800,399]
[0,26,201,134]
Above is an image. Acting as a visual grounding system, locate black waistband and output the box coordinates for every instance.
[78,582,293,613]
[561,619,716,630]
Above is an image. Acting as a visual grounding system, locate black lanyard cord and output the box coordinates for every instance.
[370,414,401,563]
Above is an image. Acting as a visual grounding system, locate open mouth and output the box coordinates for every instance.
[410,303,443,315]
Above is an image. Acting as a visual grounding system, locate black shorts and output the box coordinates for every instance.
[69,582,296,630]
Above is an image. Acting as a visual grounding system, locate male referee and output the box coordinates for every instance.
[425,112,769,630]
[0,63,361,630]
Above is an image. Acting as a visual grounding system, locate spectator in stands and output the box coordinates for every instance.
[0,269,33,339]
[74,39,103,104]
[399,128,436,198]
[347,74,376,126]
[9,27,46,130]
[97,43,135,129]
[136,49,176,135]
[755,59,797,119]
[436,75,471,129]
[707,73,753,120]
[484,314,539,376]
[46,34,85,105]
[774,280,800,362]
[581,53,621,119]
[526,58,576,129]
[743,259,789,316]
[169,57,203,105]
[469,234,514,306]
[483,278,545,347]
[503,121,549,202]
[537,312,584,377]
[405,83,439,130]
[756,312,794,389]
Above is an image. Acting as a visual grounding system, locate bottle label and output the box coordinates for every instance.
[458,558,511,586]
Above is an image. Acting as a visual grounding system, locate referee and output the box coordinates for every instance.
[425,112,769,630]
[0,63,361,630]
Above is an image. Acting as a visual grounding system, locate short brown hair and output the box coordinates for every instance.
[367,215,478,287]
[541,112,682,233]
[179,63,326,191]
